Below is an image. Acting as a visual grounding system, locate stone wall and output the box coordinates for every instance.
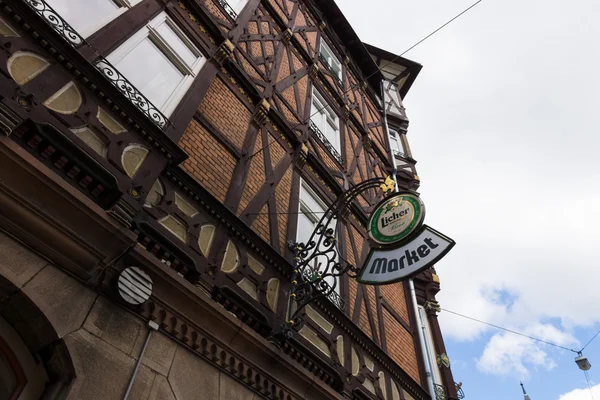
[0,231,260,400]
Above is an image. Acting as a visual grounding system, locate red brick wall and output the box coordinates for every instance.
[383,307,420,383]
[179,120,235,202]
[199,77,251,151]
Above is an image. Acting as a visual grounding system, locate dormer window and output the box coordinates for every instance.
[319,40,342,81]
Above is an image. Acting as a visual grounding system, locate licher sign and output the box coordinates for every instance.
[369,193,425,245]
[359,192,455,285]
[358,225,455,285]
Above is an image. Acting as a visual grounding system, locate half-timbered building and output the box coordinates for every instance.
[0,0,462,399]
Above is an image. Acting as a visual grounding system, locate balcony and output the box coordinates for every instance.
[215,0,238,19]
[308,119,343,165]
[434,383,465,400]
[318,53,343,86]
[22,0,170,130]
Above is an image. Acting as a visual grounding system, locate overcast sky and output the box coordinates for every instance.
[335,0,600,398]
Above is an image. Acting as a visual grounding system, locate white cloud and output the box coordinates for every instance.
[336,0,600,386]
[559,383,600,400]
[476,324,579,379]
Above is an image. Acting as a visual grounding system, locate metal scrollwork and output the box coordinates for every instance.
[215,0,238,19]
[23,0,170,130]
[434,384,447,400]
[271,177,390,345]
[456,382,465,399]
[24,0,85,46]
[95,59,170,130]
[308,120,344,165]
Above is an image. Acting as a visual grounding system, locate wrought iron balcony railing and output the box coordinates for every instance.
[434,384,447,400]
[215,0,238,19]
[433,383,465,400]
[95,59,169,129]
[23,0,170,130]
[393,149,406,159]
[300,265,345,311]
[24,0,84,46]
[456,382,465,399]
[308,120,343,165]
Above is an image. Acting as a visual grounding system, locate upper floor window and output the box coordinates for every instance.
[47,0,142,38]
[102,12,206,117]
[319,40,342,81]
[297,182,339,296]
[310,88,341,157]
[227,0,250,14]
[389,128,405,158]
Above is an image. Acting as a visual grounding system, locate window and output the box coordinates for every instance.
[47,0,142,38]
[297,182,339,296]
[310,89,341,154]
[319,40,342,81]
[102,12,206,117]
[227,0,250,14]
[388,128,405,158]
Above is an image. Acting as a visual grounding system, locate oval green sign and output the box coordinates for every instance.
[369,193,425,245]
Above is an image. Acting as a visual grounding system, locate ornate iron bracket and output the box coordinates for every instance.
[271,176,394,345]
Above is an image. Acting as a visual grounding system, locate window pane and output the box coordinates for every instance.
[297,185,339,294]
[297,211,315,244]
[113,38,184,109]
[0,354,17,400]
[310,90,340,152]
[155,23,198,67]
[47,0,120,34]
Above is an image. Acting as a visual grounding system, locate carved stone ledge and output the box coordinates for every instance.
[297,143,309,169]
[253,99,270,126]
[107,199,137,228]
[0,103,23,136]
[141,299,299,400]
[342,105,350,122]
[214,39,235,65]
[424,300,441,314]
[282,28,293,44]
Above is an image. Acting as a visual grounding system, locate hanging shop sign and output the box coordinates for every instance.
[359,192,455,285]
[368,192,425,245]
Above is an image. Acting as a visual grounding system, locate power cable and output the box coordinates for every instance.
[440,308,580,353]
[584,369,596,400]
[248,0,487,160]
[581,328,600,352]
[296,0,487,128]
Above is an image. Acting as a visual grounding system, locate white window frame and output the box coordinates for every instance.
[319,40,342,80]
[310,88,341,154]
[105,12,206,117]
[228,0,250,14]
[388,127,404,157]
[48,0,142,38]
[418,305,443,385]
[297,181,339,296]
